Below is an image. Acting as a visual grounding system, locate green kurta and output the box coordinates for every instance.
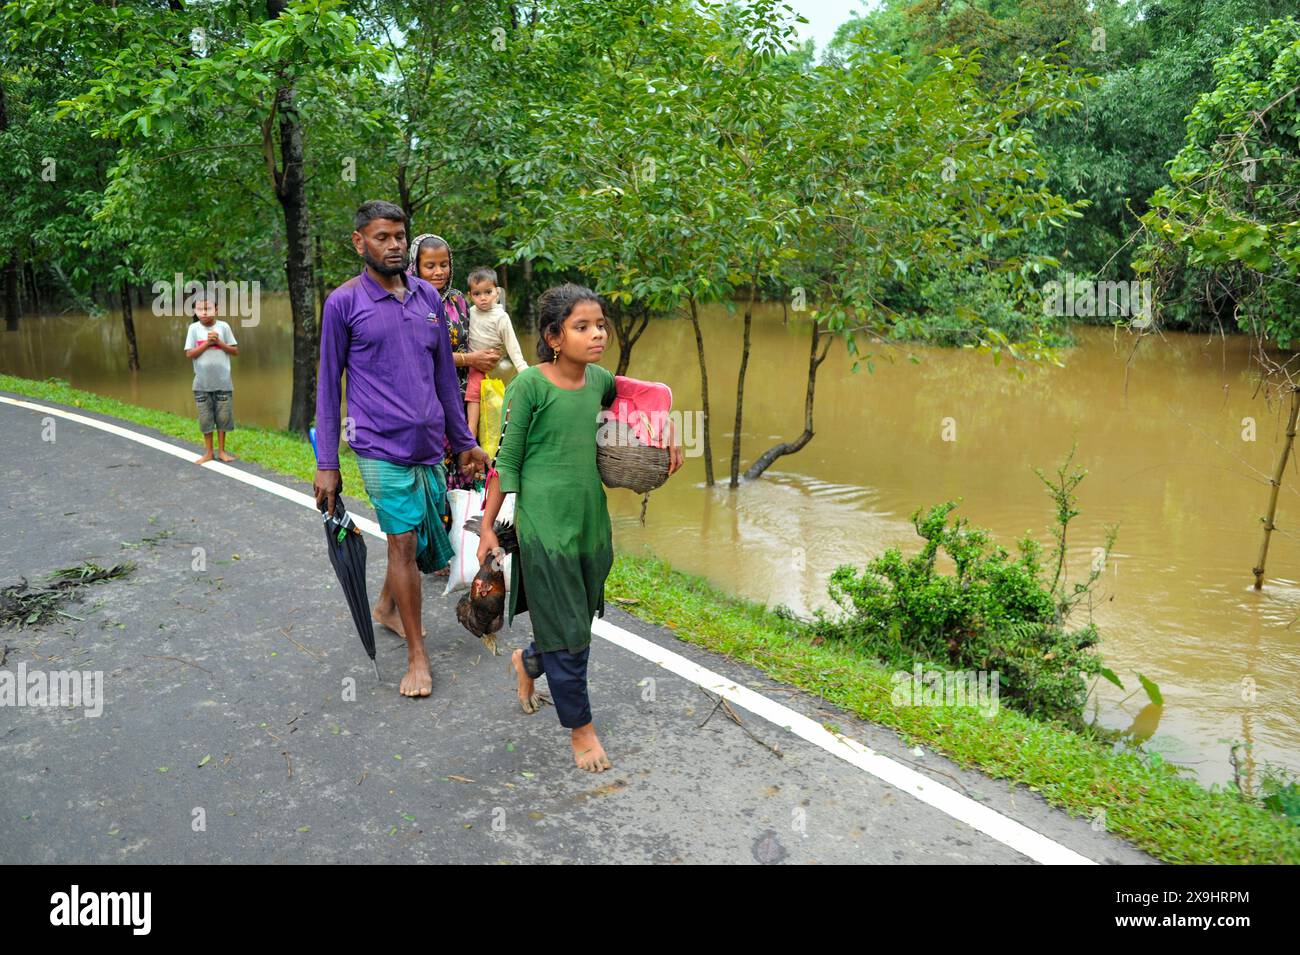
[495,362,617,653]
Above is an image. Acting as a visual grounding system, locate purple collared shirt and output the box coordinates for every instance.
[315,269,478,470]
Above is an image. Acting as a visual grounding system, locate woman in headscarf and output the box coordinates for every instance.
[408,234,502,572]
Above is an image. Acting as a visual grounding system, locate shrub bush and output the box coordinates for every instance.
[813,454,1116,726]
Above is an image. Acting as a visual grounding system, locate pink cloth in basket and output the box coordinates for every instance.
[603,375,673,448]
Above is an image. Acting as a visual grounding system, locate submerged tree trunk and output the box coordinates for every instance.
[397,161,412,224]
[608,300,651,377]
[1252,385,1300,589]
[3,254,19,332]
[278,90,317,433]
[520,256,534,331]
[728,279,757,488]
[315,233,327,323]
[687,295,714,486]
[744,318,832,481]
[0,83,14,331]
[266,0,318,434]
[120,278,140,371]
[26,262,41,314]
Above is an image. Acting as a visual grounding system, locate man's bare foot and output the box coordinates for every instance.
[195,451,214,465]
[511,648,542,714]
[217,450,236,462]
[433,566,449,578]
[571,723,612,773]
[372,602,427,639]
[399,655,433,697]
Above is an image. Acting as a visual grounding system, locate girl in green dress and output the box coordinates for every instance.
[477,284,681,773]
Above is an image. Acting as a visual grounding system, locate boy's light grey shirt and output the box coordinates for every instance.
[184,320,237,392]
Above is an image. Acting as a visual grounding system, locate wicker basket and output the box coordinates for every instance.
[596,415,671,495]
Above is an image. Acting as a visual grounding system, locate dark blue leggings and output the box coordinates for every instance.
[522,642,591,728]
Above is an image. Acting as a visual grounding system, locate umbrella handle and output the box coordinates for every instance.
[318,495,356,542]
[318,488,344,516]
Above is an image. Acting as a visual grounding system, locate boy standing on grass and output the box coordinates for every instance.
[183,294,239,464]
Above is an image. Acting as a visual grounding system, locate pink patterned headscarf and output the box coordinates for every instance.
[407,233,455,292]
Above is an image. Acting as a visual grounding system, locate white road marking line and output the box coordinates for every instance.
[592,618,1094,865]
[0,394,381,538]
[0,393,1098,865]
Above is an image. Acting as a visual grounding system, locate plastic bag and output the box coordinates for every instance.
[444,486,514,596]
[479,376,506,459]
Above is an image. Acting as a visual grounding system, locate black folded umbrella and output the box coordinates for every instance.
[319,496,381,682]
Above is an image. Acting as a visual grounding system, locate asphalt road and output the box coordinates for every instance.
[0,392,1155,864]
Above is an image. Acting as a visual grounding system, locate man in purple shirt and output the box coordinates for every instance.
[315,200,490,698]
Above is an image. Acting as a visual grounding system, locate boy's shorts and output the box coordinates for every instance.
[465,366,484,402]
[194,390,235,434]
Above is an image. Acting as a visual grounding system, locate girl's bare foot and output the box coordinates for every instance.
[511,648,542,714]
[571,723,612,773]
[399,653,433,697]
[217,450,236,462]
[372,601,427,638]
[194,451,214,465]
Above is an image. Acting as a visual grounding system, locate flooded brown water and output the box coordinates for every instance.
[4,296,1298,786]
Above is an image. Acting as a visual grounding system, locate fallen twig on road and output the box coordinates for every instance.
[279,626,323,662]
[697,687,783,759]
[143,654,212,675]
